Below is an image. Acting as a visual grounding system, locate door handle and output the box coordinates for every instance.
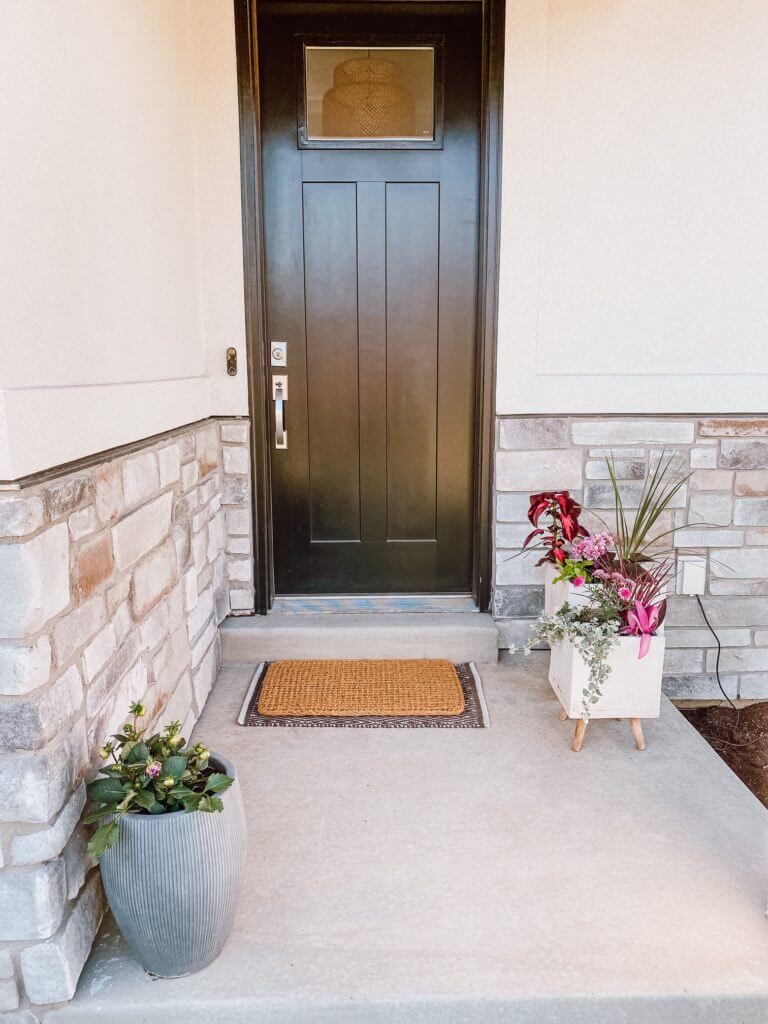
[272,375,288,449]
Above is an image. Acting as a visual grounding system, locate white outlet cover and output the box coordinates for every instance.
[677,554,707,595]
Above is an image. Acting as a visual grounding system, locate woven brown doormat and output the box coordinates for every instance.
[260,658,463,716]
[238,661,488,729]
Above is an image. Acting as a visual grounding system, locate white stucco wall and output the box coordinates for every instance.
[497,0,768,414]
[0,0,247,480]
[3,0,766,477]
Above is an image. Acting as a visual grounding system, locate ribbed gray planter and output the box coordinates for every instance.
[99,753,247,977]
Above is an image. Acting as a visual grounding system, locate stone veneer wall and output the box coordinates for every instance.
[0,417,254,1020]
[493,416,768,702]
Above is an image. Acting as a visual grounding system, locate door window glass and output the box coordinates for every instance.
[304,46,435,142]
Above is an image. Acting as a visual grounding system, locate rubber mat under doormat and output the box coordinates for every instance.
[237,660,489,728]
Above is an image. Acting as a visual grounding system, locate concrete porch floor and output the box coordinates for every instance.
[49,653,768,1023]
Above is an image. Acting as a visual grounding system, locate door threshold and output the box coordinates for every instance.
[270,595,478,615]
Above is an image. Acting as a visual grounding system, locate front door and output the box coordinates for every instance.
[259,1,481,594]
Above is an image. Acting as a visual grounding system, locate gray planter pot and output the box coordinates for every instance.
[99,752,247,977]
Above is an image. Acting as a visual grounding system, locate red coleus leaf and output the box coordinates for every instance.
[526,489,587,556]
[527,492,554,526]
[560,514,579,541]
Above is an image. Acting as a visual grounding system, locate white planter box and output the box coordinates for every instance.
[548,634,665,720]
[543,562,592,615]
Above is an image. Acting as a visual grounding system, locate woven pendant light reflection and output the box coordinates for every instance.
[322,56,415,138]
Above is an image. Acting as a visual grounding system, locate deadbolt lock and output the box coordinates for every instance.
[270,341,287,366]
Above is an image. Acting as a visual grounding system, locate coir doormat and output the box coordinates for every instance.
[237,659,489,729]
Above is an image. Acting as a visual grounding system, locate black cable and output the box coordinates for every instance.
[695,594,759,751]
[695,594,736,712]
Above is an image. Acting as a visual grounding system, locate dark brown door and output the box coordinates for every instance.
[259,2,481,594]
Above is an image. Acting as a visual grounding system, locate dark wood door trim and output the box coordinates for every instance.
[473,0,504,611]
[234,0,273,613]
[234,0,503,613]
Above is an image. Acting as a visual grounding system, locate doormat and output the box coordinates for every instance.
[237,660,489,729]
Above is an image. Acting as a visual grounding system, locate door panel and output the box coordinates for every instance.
[356,180,387,545]
[303,182,361,542]
[385,181,439,542]
[259,2,481,594]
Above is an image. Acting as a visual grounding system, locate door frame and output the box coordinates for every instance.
[234,0,504,613]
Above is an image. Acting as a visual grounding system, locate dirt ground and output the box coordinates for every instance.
[682,703,768,809]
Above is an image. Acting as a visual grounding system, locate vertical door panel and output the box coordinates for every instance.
[356,181,388,543]
[385,182,439,541]
[303,182,361,542]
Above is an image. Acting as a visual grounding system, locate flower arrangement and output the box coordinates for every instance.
[521,455,684,719]
[85,702,233,861]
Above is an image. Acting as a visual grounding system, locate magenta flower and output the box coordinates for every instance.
[572,576,586,588]
[618,586,632,601]
[620,601,662,659]
[146,761,162,779]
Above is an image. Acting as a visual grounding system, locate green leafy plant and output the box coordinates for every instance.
[85,702,232,862]
[551,557,594,587]
[605,450,690,563]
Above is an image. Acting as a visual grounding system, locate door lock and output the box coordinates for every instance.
[226,347,238,376]
[270,341,287,366]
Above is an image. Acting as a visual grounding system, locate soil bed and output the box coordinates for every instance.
[682,703,768,808]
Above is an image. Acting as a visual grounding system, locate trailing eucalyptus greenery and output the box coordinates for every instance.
[85,702,232,862]
[524,604,620,718]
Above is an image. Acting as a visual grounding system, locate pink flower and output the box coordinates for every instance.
[573,531,613,562]
[620,601,662,659]
[572,576,586,588]
[146,761,162,779]
[618,586,632,601]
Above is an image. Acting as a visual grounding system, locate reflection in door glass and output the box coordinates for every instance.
[304,46,435,141]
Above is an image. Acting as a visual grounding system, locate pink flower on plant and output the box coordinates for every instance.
[146,761,162,779]
[573,531,613,562]
[572,576,586,588]
[620,601,663,659]
[618,586,632,601]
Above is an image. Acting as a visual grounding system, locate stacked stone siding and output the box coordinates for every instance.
[494,416,768,701]
[0,417,254,1019]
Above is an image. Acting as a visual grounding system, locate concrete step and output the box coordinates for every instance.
[220,612,499,664]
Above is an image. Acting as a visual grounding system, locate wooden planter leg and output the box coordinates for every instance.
[630,718,646,751]
[559,707,568,721]
[572,718,588,752]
